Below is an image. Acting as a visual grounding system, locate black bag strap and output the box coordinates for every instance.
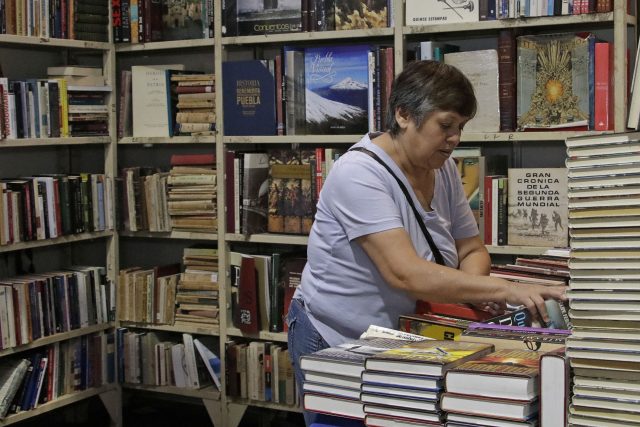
[349,146,446,266]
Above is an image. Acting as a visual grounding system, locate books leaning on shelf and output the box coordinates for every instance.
[225,340,296,405]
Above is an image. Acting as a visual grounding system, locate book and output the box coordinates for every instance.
[303,393,364,419]
[444,49,500,133]
[445,349,542,400]
[222,60,277,136]
[405,0,479,26]
[193,338,222,390]
[236,0,302,36]
[304,44,370,135]
[507,168,568,247]
[441,392,539,421]
[0,358,30,418]
[447,413,539,427]
[299,337,410,378]
[241,152,269,234]
[517,32,593,130]
[364,340,494,377]
[162,0,206,40]
[335,0,388,30]
[540,348,569,427]
[131,64,185,137]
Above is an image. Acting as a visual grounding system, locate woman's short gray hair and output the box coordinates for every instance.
[385,60,478,137]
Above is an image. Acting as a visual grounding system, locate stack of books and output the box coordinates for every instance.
[47,66,110,137]
[167,153,217,233]
[564,132,640,425]
[171,73,216,136]
[299,338,411,420]
[174,246,219,327]
[361,340,494,426]
[442,349,542,426]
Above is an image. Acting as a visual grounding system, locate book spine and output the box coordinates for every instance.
[496,177,507,246]
[498,29,516,132]
[594,41,613,131]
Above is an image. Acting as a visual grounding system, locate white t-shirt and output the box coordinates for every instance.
[294,133,479,346]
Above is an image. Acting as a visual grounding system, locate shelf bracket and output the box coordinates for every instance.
[202,399,223,426]
[226,402,248,427]
[99,388,123,427]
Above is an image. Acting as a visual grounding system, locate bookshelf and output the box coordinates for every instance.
[2,0,634,425]
[0,32,120,426]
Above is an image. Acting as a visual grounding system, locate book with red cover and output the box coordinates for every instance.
[235,255,260,333]
[594,41,613,131]
[169,153,216,166]
[415,300,494,322]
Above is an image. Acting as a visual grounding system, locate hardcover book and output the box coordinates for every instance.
[335,0,388,30]
[364,340,494,377]
[236,0,302,36]
[222,60,277,136]
[162,0,206,40]
[267,148,316,234]
[517,32,594,130]
[304,44,370,135]
[405,0,479,26]
[507,168,568,247]
[241,152,269,235]
[445,349,542,400]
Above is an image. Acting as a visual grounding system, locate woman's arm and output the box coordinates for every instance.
[455,235,491,275]
[356,227,566,323]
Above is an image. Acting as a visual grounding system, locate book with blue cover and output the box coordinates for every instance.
[222,60,276,136]
[304,44,370,135]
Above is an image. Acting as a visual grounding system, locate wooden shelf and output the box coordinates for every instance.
[228,398,302,413]
[0,231,114,254]
[0,323,113,357]
[115,38,215,53]
[120,231,218,241]
[119,136,216,145]
[221,28,393,45]
[461,130,613,142]
[403,12,624,35]
[0,34,111,49]
[225,233,308,246]
[226,327,288,343]
[0,136,111,148]
[0,385,116,426]
[223,135,361,144]
[486,245,557,256]
[120,322,220,336]
[123,384,221,400]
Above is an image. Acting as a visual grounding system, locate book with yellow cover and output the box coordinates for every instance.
[364,340,493,377]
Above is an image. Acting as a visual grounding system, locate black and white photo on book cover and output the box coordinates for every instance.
[236,0,302,35]
[508,168,568,247]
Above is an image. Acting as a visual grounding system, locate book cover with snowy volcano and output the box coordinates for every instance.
[304,44,370,134]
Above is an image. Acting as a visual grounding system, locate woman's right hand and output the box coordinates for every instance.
[504,282,567,324]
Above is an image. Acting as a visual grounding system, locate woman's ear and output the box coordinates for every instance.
[395,108,410,130]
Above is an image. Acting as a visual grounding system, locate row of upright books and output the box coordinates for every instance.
[300,335,569,426]
[124,65,216,139]
[117,330,221,391]
[225,340,297,405]
[0,332,116,420]
[0,266,114,351]
[222,44,394,136]
[0,173,114,246]
[1,0,109,40]
[221,0,391,37]
[112,0,214,43]
[117,246,218,328]
[565,132,640,426]
[229,251,306,334]
[0,67,110,140]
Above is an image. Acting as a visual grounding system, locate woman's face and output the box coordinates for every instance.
[397,109,469,170]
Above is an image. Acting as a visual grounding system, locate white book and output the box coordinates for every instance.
[182,333,200,388]
[193,338,222,390]
[171,343,188,388]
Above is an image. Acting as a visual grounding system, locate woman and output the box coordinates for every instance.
[286,60,566,425]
